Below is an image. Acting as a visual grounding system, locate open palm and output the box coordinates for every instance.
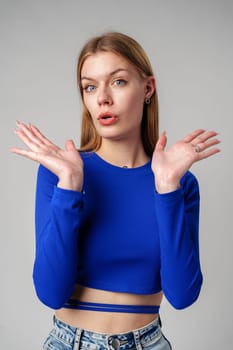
[11,121,83,191]
[152,129,220,193]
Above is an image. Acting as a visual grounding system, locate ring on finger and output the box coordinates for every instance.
[192,144,202,153]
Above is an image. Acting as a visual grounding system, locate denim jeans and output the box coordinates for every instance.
[43,316,172,350]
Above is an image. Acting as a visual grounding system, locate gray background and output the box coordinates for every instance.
[1,0,232,349]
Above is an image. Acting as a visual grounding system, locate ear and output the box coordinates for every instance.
[144,76,156,99]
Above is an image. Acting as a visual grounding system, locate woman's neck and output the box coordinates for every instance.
[96,139,150,168]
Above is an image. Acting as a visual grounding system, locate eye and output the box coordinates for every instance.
[83,85,96,93]
[113,79,126,87]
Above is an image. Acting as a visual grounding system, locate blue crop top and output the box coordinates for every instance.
[33,152,203,310]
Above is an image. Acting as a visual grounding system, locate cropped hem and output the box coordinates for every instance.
[76,280,162,295]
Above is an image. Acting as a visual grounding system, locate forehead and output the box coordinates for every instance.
[81,51,138,79]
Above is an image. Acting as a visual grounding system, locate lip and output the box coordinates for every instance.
[97,112,118,126]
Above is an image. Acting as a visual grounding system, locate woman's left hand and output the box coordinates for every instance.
[152,129,220,193]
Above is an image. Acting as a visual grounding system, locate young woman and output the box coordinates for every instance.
[11,32,220,350]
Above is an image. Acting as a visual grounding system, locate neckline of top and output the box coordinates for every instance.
[83,152,152,173]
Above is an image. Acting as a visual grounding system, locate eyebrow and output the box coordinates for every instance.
[81,68,129,81]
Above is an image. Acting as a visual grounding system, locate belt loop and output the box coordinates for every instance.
[133,330,142,350]
[73,327,83,350]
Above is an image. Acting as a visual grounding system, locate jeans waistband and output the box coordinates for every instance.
[53,315,162,350]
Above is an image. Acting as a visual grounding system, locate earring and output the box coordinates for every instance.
[145,97,151,104]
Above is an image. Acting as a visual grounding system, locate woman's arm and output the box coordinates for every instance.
[33,165,84,309]
[11,122,84,308]
[152,129,220,308]
[155,172,202,309]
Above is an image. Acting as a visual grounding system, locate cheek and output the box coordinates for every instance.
[129,83,145,103]
[119,86,144,105]
[125,90,145,115]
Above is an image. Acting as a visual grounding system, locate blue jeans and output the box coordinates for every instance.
[43,316,172,350]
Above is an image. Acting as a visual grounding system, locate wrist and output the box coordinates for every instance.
[155,179,180,194]
[58,171,83,192]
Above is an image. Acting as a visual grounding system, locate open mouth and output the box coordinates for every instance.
[97,113,118,125]
[102,115,112,119]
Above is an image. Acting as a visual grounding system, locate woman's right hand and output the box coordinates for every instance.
[11,121,84,191]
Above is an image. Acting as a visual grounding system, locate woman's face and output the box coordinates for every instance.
[80,51,155,143]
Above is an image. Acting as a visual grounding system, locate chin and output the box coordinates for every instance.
[96,128,122,140]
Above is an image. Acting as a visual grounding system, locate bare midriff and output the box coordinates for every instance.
[55,284,163,333]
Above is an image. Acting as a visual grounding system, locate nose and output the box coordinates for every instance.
[97,86,113,106]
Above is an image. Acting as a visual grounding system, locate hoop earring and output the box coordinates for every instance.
[145,98,151,104]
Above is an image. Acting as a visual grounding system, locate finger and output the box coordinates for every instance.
[15,122,59,154]
[29,123,56,147]
[155,131,167,151]
[16,122,44,148]
[198,147,221,160]
[10,147,40,162]
[183,129,206,143]
[65,139,76,151]
[200,138,220,151]
[16,121,49,148]
[14,127,43,152]
[192,130,219,145]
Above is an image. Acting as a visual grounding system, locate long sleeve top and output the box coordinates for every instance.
[33,152,203,309]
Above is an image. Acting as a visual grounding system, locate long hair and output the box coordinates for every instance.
[77,32,159,157]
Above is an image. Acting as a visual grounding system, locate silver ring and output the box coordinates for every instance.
[194,144,201,153]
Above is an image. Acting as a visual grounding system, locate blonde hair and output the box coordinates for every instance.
[77,32,159,157]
